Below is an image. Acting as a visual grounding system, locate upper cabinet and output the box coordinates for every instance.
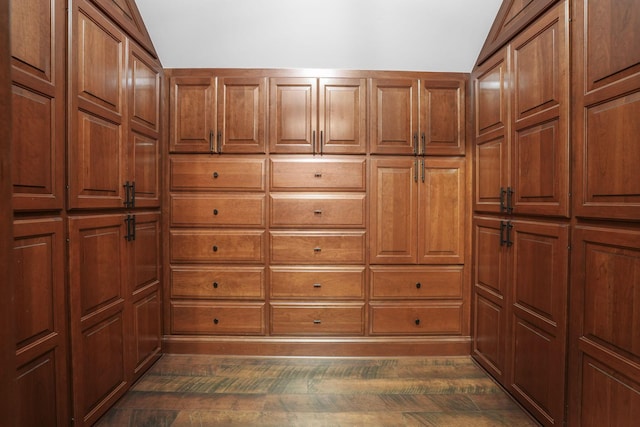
[474,2,569,218]
[68,0,161,209]
[169,75,267,154]
[269,77,367,154]
[370,76,466,156]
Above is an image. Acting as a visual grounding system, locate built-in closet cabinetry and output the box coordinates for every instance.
[67,0,162,425]
[165,69,469,355]
[471,1,569,426]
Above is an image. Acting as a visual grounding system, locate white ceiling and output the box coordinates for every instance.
[136,0,503,72]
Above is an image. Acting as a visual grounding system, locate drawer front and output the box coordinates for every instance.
[269,267,365,299]
[171,302,265,335]
[270,194,366,228]
[170,230,265,263]
[369,303,463,335]
[171,267,265,299]
[270,304,365,335]
[270,231,365,264]
[270,158,366,191]
[171,194,265,227]
[170,157,265,191]
[370,266,463,299]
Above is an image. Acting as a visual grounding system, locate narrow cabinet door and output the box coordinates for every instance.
[218,76,267,153]
[370,78,419,155]
[269,77,318,153]
[370,157,418,264]
[318,78,367,154]
[420,78,466,155]
[169,75,216,153]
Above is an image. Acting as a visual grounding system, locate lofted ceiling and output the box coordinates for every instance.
[135,0,503,72]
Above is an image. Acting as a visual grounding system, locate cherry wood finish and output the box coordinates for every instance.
[370,78,419,155]
[171,302,266,335]
[270,156,366,191]
[370,303,463,335]
[13,218,69,426]
[270,194,366,229]
[171,194,266,228]
[270,303,365,336]
[10,0,65,211]
[370,266,463,300]
[170,156,266,191]
[171,267,266,300]
[168,75,216,153]
[270,267,365,300]
[218,77,267,153]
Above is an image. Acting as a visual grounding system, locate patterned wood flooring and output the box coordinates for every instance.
[96,355,539,426]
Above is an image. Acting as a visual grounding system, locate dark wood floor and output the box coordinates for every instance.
[96,355,539,426]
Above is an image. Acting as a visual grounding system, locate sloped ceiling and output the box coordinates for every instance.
[136,0,503,72]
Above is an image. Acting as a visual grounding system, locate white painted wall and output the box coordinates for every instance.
[136,0,502,72]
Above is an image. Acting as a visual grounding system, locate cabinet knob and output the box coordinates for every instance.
[213,318,219,325]
[313,247,322,253]
[212,282,219,289]
[313,209,323,215]
[314,172,322,178]
[415,319,421,326]
[212,245,218,252]
[313,319,322,324]
[213,172,219,179]
[213,209,219,216]
[416,282,421,289]
[313,283,322,288]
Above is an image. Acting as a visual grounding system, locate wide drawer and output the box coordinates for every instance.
[170,230,265,263]
[370,266,463,299]
[270,157,366,191]
[170,157,265,191]
[270,303,365,335]
[171,194,265,227]
[171,267,265,299]
[369,303,462,335]
[270,194,366,228]
[270,231,365,264]
[269,267,365,299]
[171,302,265,335]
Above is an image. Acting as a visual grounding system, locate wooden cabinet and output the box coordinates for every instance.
[169,75,267,153]
[474,3,569,218]
[472,216,569,425]
[370,77,466,155]
[271,304,365,336]
[269,77,367,154]
[370,157,465,265]
[13,218,69,426]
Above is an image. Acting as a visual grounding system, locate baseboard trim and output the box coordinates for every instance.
[162,336,472,357]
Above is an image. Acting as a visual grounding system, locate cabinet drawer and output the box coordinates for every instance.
[171,267,265,299]
[270,158,366,191]
[269,267,365,299]
[170,157,265,191]
[170,230,265,263]
[270,231,365,264]
[171,194,265,227]
[370,266,463,299]
[270,194,366,228]
[171,302,265,335]
[270,303,364,335]
[369,303,462,335]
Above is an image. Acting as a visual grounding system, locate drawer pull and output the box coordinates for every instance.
[314,172,323,178]
[416,282,421,289]
[313,283,322,288]
[313,247,322,253]
[313,319,322,324]
[213,209,219,216]
[213,172,219,179]
[313,209,323,215]
[212,282,219,289]
[415,319,421,326]
[212,245,219,252]
[213,318,219,325]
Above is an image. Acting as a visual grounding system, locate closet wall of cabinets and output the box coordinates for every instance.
[164,69,470,356]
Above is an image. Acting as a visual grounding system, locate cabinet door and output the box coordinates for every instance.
[472,216,509,383]
[68,214,129,426]
[418,158,465,264]
[473,49,509,214]
[370,78,419,155]
[269,77,318,153]
[218,76,266,153]
[10,0,65,211]
[370,157,418,264]
[169,75,216,153]
[420,78,466,155]
[318,78,367,154]
[69,2,128,209]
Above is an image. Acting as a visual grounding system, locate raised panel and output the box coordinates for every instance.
[269,77,317,153]
[369,303,462,335]
[270,157,366,191]
[475,52,507,137]
[16,351,59,427]
[132,213,160,292]
[270,194,366,228]
[170,230,265,264]
[171,267,265,300]
[370,78,418,154]
[418,158,465,264]
[132,289,161,376]
[271,304,365,335]
[370,157,418,264]
[170,157,265,192]
[473,293,505,380]
[475,135,508,213]
[270,267,365,300]
[319,78,367,154]
[132,131,159,207]
[370,266,463,300]
[169,76,216,153]
[218,76,266,153]
[171,194,265,227]
[10,0,53,80]
[421,79,466,155]
[171,302,265,335]
[474,218,506,298]
[129,45,160,132]
[269,231,365,265]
